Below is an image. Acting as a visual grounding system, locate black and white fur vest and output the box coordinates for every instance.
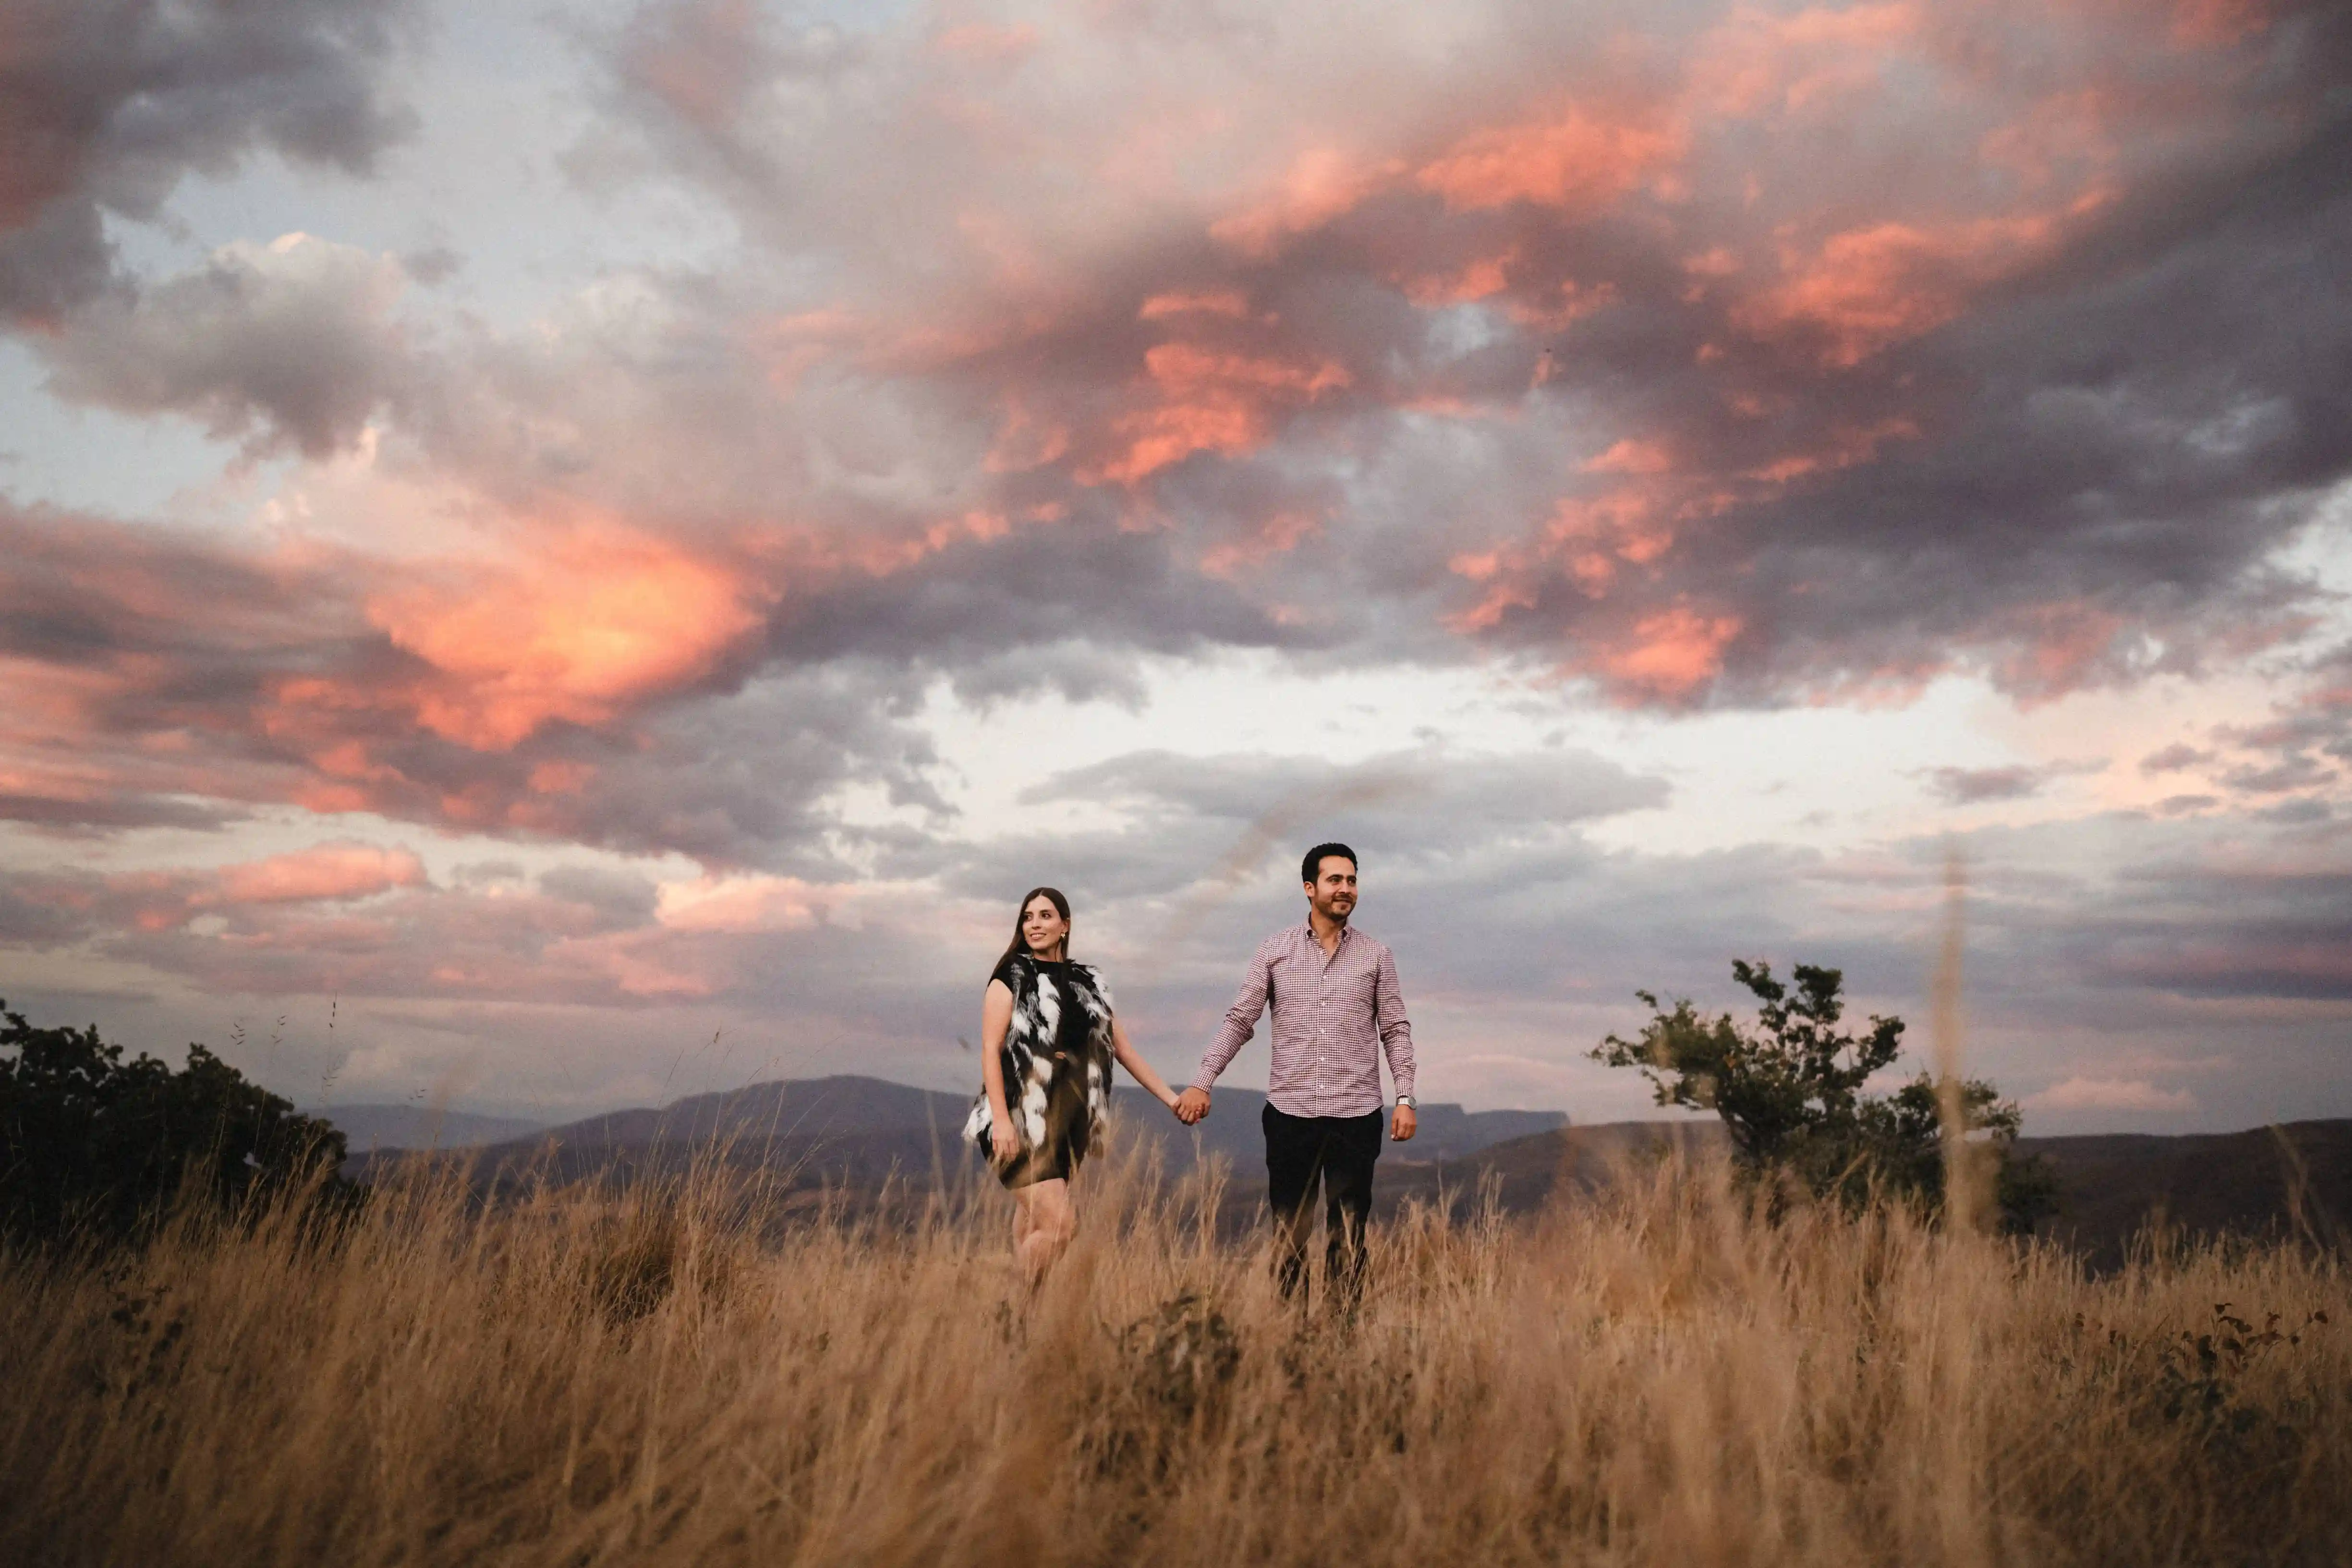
[964,954,1116,1157]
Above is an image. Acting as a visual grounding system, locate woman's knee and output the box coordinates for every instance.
[1033,1184,1076,1240]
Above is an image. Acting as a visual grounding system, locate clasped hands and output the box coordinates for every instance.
[1168,1086,1417,1142]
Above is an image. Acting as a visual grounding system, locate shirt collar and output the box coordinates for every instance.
[1299,919,1351,949]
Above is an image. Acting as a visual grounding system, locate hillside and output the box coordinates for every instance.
[1392,1117,2352,1266]
[349,1075,1564,1197]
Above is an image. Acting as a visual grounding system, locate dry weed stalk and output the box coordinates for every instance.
[0,1133,2343,1567]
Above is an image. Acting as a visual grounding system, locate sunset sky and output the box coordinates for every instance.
[2,0,2348,1132]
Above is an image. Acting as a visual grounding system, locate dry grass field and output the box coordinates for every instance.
[2,1138,2345,1568]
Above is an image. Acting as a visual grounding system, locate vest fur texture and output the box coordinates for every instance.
[964,955,1116,1159]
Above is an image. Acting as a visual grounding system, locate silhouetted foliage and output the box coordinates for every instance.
[1590,960,2058,1234]
[0,998,355,1246]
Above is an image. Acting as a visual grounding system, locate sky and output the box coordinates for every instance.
[1,0,2348,1133]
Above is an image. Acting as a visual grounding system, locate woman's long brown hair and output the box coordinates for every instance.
[993,886,1071,980]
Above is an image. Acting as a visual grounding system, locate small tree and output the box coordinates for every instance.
[1589,960,2056,1233]
[0,998,356,1246]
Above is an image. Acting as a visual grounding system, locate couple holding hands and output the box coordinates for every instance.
[964,842,1418,1303]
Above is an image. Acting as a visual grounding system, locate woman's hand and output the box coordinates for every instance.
[989,1117,1021,1167]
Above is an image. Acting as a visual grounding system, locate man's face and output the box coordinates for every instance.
[1306,858,1358,923]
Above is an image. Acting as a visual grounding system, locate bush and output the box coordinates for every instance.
[0,998,355,1247]
[1589,960,2057,1233]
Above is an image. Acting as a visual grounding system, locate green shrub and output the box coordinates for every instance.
[0,998,355,1246]
[1590,960,2057,1233]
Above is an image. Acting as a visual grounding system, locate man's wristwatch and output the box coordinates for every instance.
[1394,1095,1416,1110]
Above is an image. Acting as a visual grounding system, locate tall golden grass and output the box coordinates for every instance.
[2,1134,2344,1567]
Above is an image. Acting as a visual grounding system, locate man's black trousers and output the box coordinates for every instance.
[1262,1102,1383,1305]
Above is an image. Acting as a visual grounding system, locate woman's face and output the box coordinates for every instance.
[1021,896,1069,957]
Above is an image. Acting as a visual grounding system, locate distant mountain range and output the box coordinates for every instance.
[336,1074,1564,1180]
[335,1077,2352,1266]
[313,1103,550,1153]
[1382,1118,2352,1268]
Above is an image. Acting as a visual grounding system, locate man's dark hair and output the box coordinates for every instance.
[1301,842,1358,885]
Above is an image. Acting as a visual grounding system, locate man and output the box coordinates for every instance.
[1175,841,1417,1306]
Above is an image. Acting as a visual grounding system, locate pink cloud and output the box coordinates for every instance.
[1731,202,2104,367]
[1686,1,1923,119]
[1588,604,1746,705]
[1414,102,1685,213]
[1138,291,1251,321]
[1209,145,1405,257]
[1084,342,1352,484]
[1199,510,1325,581]
[354,530,769,751]
[80,843,429,934]
[211,844,427,907]
[655,874,836,935]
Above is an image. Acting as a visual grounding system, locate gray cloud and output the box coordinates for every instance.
[536,865,659,931]
[2221,755,2338,793]
[40,235,414,457]
[2142,743,2213,774]
[0,0,419,322]
[1924,765,2050,805]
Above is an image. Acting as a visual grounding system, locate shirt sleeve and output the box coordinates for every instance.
[1193,939,1275,1092]
[1375,945,1416,1101]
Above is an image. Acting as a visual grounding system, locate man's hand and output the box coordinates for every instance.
[1390,1103,1417,1143]
[1174,1087,1212,1125]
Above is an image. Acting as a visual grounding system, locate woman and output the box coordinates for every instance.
[963,887,1180,1278]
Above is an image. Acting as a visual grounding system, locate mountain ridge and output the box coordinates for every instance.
[335,1078,2352,1266]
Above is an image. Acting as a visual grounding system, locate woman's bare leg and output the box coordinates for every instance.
[1012,1178,1075,1280]
[1009,1189,1034,1258]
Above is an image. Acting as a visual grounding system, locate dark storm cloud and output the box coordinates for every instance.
[0,0,419,322]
